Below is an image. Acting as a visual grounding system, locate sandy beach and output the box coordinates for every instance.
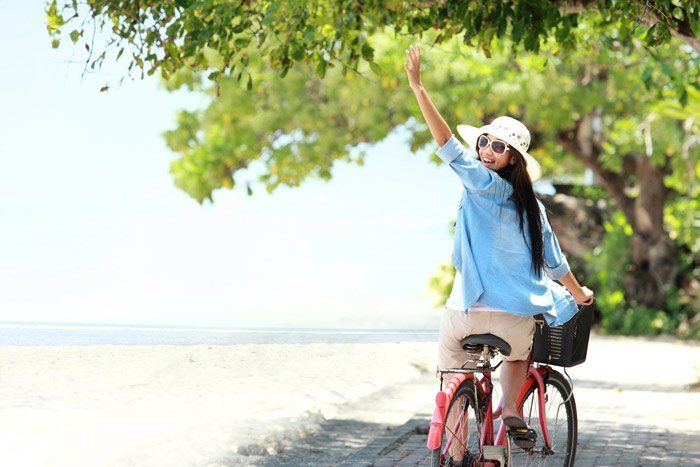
[3,335,700,466]
[0,342,437,466]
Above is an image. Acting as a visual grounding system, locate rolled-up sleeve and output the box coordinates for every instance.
[436,134,499,192]
[541,207,571,280]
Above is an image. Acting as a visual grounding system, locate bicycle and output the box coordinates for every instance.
[427,304,593,467]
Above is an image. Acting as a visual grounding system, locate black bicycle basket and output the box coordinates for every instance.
[531,304,593,367]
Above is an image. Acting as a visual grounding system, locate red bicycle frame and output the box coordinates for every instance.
[427,361,554,454]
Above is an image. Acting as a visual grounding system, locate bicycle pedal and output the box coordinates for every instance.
[507,427,537,450]
[481,445,507,465]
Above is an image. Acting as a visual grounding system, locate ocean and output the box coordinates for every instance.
[0,321,439,346]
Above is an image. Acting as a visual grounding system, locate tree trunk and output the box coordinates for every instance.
[624,154,678,307]
[555,113,678,309]
[538,191,605,275]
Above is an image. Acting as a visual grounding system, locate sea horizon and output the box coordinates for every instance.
[0,320,439,346]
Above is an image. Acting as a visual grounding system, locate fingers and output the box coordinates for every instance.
[405,48,414,65]
[405,42,421,65]
[574,286,595,305]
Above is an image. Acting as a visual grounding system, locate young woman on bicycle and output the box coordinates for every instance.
[404,43,594,453]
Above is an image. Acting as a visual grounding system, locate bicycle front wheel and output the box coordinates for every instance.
[430,379,483,467]
[511,368,577,466]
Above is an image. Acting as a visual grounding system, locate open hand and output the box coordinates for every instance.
[404,43,422,91]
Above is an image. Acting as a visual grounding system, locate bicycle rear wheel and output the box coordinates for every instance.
[430,379,483,467]
[511,368,577,466]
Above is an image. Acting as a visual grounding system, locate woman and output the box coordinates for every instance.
[404,43,594,452]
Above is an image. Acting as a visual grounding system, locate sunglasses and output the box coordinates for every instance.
[477,134,509,156]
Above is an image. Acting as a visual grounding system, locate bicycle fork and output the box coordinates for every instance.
[493,366,554,450]
[529,366,554,450]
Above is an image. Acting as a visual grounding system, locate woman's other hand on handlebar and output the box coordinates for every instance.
[573,286,595,306]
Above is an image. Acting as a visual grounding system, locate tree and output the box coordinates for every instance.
[46,2,699,329]
[45,1,699,98]
[174,28,699,321]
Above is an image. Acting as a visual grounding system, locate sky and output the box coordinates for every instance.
[0,1,479,329]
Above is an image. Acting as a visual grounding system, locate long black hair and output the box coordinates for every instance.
[495,147,545,277]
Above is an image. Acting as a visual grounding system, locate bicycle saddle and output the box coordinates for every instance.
[460,334,512,357]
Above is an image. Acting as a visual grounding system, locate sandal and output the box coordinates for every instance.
[503,416,537,450]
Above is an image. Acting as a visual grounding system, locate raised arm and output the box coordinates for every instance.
[404,44,503,193]
[404,43,451,147]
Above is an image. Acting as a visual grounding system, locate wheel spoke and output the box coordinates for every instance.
[433,381,483,466]
[511,371,576,466]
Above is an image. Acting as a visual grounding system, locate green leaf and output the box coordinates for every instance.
[496,15,506,37]
[689,17,700,37]
[165,42,180,59]
[369,61,382,77]
[280,64,290,78]
[644,23,659,46]
[641,66,653,90]
[261,2,277,26]
[672,7,684,21]
[291,46,305,61]
[69,29,80,43]
[512,18,525,43]
[51,38,60,49]
[234,37,251,48]
[524,31,538,50]
[361,42,374,61]
[316,59,327,78]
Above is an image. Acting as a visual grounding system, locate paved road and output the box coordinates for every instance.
[374,335,700,466]
[373,415,700,466]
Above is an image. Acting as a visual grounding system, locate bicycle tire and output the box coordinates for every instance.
[430,379,484,467]
[512,368,577,467]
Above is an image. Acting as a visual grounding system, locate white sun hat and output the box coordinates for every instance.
[456,115,542,183]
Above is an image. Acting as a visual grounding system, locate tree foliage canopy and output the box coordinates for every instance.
[46,0,699,94]
[45,2,698,250]
[46,1,700,330]
[160,24,697,211]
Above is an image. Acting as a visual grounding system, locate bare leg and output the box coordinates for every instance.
[500,359,528,419]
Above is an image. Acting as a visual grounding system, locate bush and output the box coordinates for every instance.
[585,209,697,338]
[615,305,677,336]
[428,262,456,308]
[584,210,632,331]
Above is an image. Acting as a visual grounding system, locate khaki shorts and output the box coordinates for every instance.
[437,308,535,372]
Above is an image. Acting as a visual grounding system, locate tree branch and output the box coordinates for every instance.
[561,1,700,53]
[555,116,637,228]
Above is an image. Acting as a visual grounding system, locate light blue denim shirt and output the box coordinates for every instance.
[436,133,578,326]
